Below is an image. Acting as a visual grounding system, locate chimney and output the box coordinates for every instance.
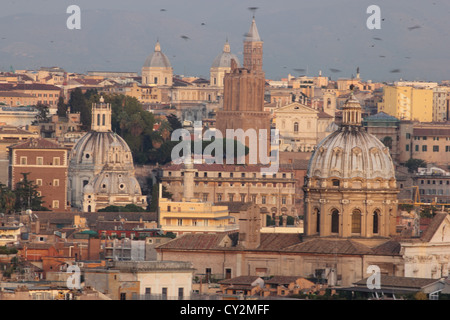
[238,204,261,250]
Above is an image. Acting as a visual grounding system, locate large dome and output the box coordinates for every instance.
[307,94,396,182]
[143,41,172,69]
[70,131,134,168]
[211,40,240,69]
[307,128,396,181]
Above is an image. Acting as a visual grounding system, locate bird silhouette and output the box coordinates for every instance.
[390,69,401,73]
[408,25,421,31]
[160,9,166,12]
[180,35,190,40]
[373,37,382,40]
[329,68,341,73]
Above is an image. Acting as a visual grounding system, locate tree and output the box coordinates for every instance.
[381,136,393,149]
[149,184,173,212]
[56,96,68,118]
[69,87,91,130]
[405,158,427,173]
[14,172,46,212]
[33,103,50,124]
[166,113,182,132]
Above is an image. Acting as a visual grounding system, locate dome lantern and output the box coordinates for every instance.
[342,92,362,127]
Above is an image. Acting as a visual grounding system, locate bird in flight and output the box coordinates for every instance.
[408,25,421,31]
[160,9,166,12]
[329,68,341,73]
[180,35,190,40]
[390,69,401,73]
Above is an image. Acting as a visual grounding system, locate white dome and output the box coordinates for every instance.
[70,131,133,168]
[211,40,240,69]
[307,93,396,182]
[307,127,396,181]
[143,41,172,69]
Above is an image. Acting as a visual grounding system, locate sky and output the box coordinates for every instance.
[1,0,450,82]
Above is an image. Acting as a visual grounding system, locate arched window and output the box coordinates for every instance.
[373,211,379,234]
[352,210,362,234]
[294,122,299,133]
[315,208,321,233]
[331,209,339,233]
[102,114,105,126]
[87,205,91,213]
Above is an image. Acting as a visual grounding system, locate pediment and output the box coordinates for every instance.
[275,102,319,114]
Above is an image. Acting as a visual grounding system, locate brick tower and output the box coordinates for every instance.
[215,17,271,165]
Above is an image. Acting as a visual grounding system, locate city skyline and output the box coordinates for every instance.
[0,0,450,82]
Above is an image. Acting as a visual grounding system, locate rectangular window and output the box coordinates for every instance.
[433,145,439,152]
[415,145,419,152]
[261,196,266,204]
[53,179,59,187]
[20,156,27,165]
[36,179,42,186]
[162,288,167,300]
[52,200,59,209]
[217,194,222,202]
[53,157,60,165]
[36,157,43,165]
[178,288,184,300]
[120,293,126,300]
[422,145,427,152]
[405,144,409,151]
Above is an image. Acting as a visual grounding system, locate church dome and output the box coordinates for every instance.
[211,40,241,69]
[307,94,396,182]
[143,41,172,69]
[70,131,134,168]
[89,171,143,196]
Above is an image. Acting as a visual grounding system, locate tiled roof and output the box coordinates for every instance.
[12,83,61,91]
[216,202,255,213]
[265,276,304,285]
[420,212,448,242]
[283,238,374,255]
[219,275,260,285]
[371,240,402,255]
[413,128,450,137]
[0,125,36,135]
[158,232,238,250]
[353,275,440,289]
[364,112,399,122]
[8,137,64,149]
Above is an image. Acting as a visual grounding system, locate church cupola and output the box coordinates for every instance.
[341,93,362,127]
[91,96,112,132]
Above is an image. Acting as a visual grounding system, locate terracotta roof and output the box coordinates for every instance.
[414,128,450,137]
[12,83,61,91]
[219,275,260,285]
[283,238,374,255]
[8,137,64,150]
[371,240,402,255]
[420,212,448,242]
[216,202,255,213]
[257,233,302,251]
[353,275,440,290]
[265,276,305,285]
[158,232,239,250]
[0,125,36,135]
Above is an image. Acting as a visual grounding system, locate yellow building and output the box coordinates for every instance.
[379,86,433,122]
[159,198,238,235]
